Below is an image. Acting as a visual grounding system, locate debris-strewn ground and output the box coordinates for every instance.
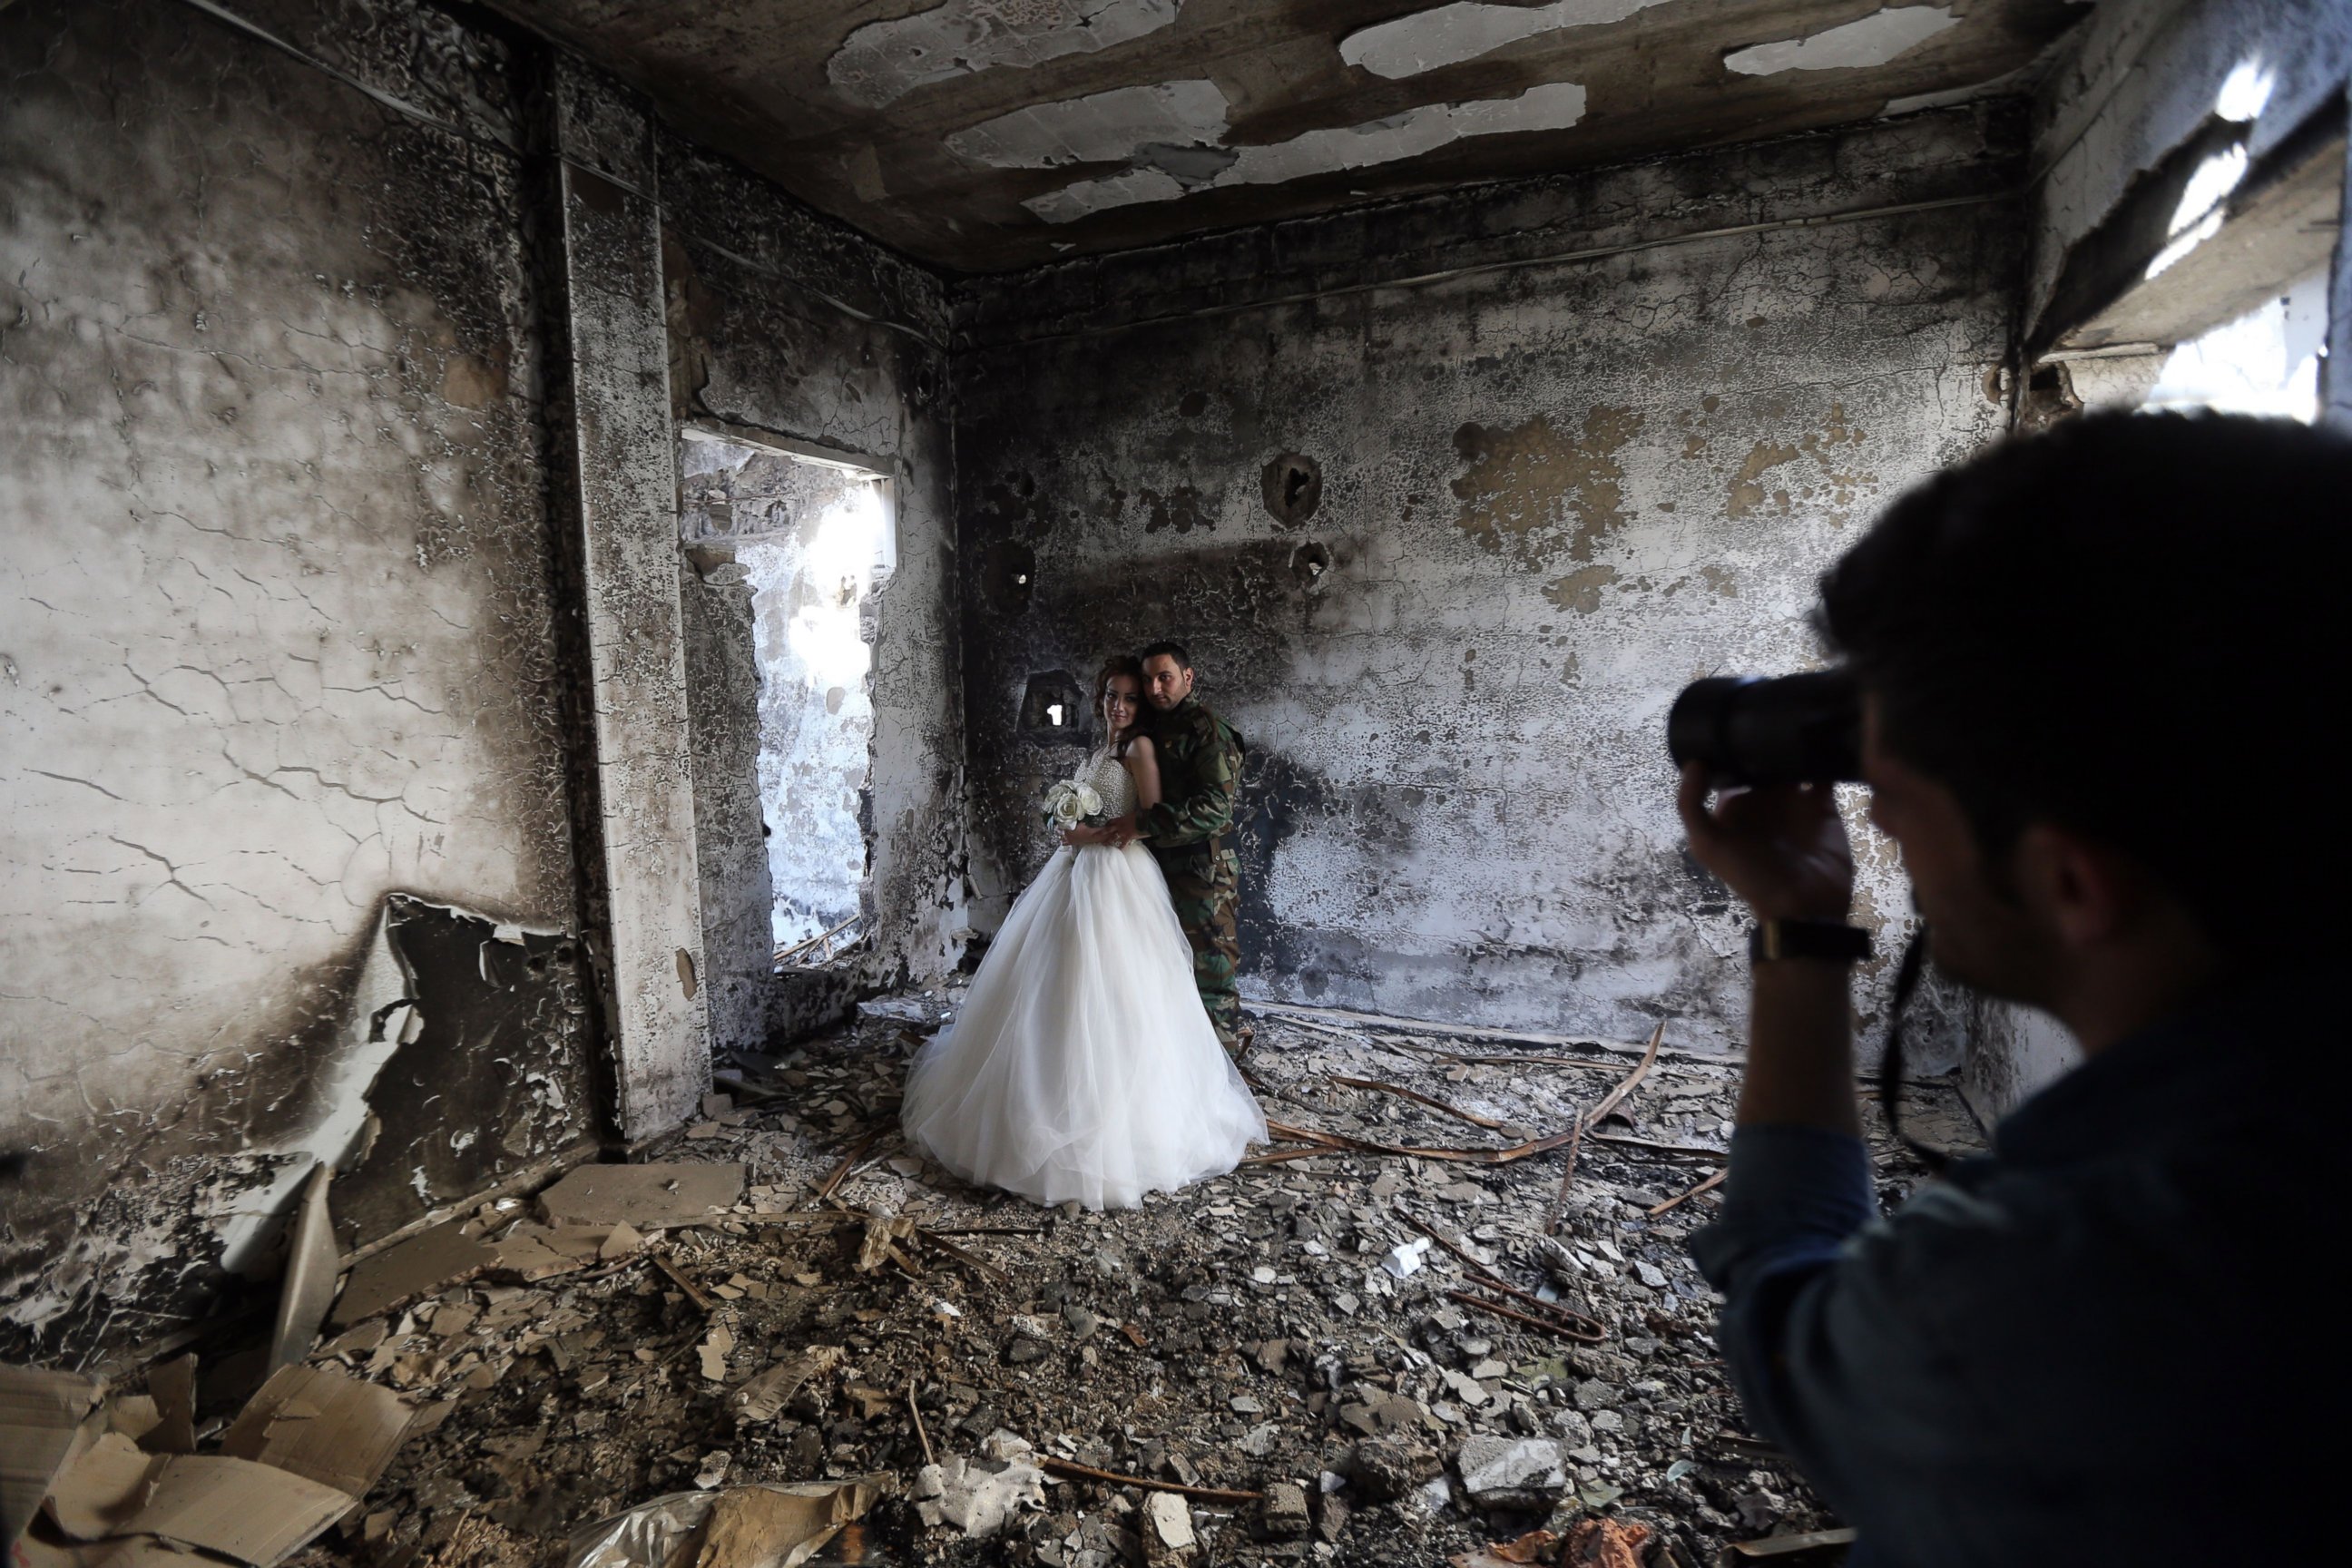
[264,992,1979,1568]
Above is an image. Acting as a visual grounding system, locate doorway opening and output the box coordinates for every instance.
[680,430,896,973]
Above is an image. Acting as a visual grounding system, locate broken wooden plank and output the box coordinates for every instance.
[1259,1118,1583,1166]
[1446,1290,1607,1346]
[1328,1075,1509,1132]
[1552,1020,1664,1232]
[651,1251,719,1313]
[1645,1169,1726,1219]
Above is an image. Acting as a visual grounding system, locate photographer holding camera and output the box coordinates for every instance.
[1673,410,2345,1564]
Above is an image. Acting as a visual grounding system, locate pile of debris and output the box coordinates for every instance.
[7,993,1973,1567]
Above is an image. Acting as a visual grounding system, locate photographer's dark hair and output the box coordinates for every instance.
[1818,410,2352,961]
[1093,655,1146,752]
[1139,640,1192,670]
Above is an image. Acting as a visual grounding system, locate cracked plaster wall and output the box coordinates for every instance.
[0,0,590,1352]
[953,110,2022,1059]
[662,133,968,1051]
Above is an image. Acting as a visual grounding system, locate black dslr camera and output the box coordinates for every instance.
[1669,668,1954,1164]
[1666,671,1862,787]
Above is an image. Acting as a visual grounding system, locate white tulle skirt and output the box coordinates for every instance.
[902,841,1266,1210]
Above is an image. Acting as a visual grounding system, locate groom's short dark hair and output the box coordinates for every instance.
[1140,640,1192,670]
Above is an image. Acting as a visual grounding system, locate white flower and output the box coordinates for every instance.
[1043,779,1107,829]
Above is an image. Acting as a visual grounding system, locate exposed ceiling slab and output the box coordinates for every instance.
[486,0,2089,272]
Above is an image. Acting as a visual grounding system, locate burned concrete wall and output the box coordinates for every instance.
[953,110,2022,1057]
[662,135,967,1051]
[0,0,596,1354]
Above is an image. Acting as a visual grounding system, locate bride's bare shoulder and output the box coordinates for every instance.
[1120,733,1157,760]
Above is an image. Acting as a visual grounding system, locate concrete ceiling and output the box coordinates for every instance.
[495,0,2088,273]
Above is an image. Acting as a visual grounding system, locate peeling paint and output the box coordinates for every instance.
[1026,81,1586,222]
[828,0,1184,109]
[1726,6,1960,77]
[946,79,1228,169]
[1340,0,1674,80]
[1450,407,1642,570]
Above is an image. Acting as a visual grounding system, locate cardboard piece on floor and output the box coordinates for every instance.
[113,1455,352,1566]
[535,1163,745,1231]
[103,1398,161,1446]
[2,1364,106,1550]
[692,1477,889,1568]
[141,1359,196,1455]
[219,1367,413,1501]
[483,1223,632,1283]
[267,1163,338,1376]
[329,1221,491,1328]
[43,1433,163,1541]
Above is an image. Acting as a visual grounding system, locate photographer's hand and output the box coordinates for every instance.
[1677,762,1861,1137]
[1676,763,1854,921]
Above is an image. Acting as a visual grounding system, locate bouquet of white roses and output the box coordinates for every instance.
[1043,777,1104,832]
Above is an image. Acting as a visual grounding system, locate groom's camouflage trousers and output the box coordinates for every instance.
[1162,839,1243,1054]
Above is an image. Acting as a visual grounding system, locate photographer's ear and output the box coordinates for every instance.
[2007,823,2145,950]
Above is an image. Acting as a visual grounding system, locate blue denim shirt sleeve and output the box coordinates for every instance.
[1690,1126,2013,1563]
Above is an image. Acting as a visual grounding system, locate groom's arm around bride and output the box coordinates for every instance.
[1122,642,1248,1054]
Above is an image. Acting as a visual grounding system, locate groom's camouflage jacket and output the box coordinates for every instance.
[1137,696,1246,1051]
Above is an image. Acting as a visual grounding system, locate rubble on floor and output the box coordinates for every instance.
[8,994,1975,1567]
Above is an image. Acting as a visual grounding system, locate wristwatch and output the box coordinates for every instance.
[1749,918,1872,965]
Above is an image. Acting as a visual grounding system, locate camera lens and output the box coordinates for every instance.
[1668,671,1862,787]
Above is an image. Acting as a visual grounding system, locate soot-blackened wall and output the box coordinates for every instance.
[0,0,593,1354]
[955,109,2022,1056]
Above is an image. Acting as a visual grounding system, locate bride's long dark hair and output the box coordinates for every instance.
[1093,655,1147,755]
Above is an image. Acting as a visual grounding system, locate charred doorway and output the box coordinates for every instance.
[679,429,897,1054]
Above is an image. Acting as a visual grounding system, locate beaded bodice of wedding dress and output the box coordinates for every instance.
[1078,747,1137,820]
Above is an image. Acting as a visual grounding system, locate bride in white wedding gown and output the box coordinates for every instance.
[901,658,1266,1210]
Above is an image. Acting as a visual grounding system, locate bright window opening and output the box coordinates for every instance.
[2141,267,2329,421]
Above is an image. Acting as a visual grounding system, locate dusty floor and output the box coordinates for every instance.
[250,992,1977,1568]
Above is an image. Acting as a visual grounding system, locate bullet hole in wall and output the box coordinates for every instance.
[1019,671,1087,745]
[985,540,1036,612]
[1290,540,1331,583]
[1261,453,1322,527]
[2015,361,2084,433]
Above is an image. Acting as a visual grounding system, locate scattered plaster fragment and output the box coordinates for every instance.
[1340,0,1672,80]
[828,0,1184,109]
[1725,5,1959,76]
[946,80,1229,169]
[1024,81,1585,223]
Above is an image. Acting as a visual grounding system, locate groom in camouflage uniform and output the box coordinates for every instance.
[1111,641,1249,1057]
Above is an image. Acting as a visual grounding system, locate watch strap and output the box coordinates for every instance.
[1749,918,1872,965]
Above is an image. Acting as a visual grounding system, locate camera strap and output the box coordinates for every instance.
[1877,926,1952,1172]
